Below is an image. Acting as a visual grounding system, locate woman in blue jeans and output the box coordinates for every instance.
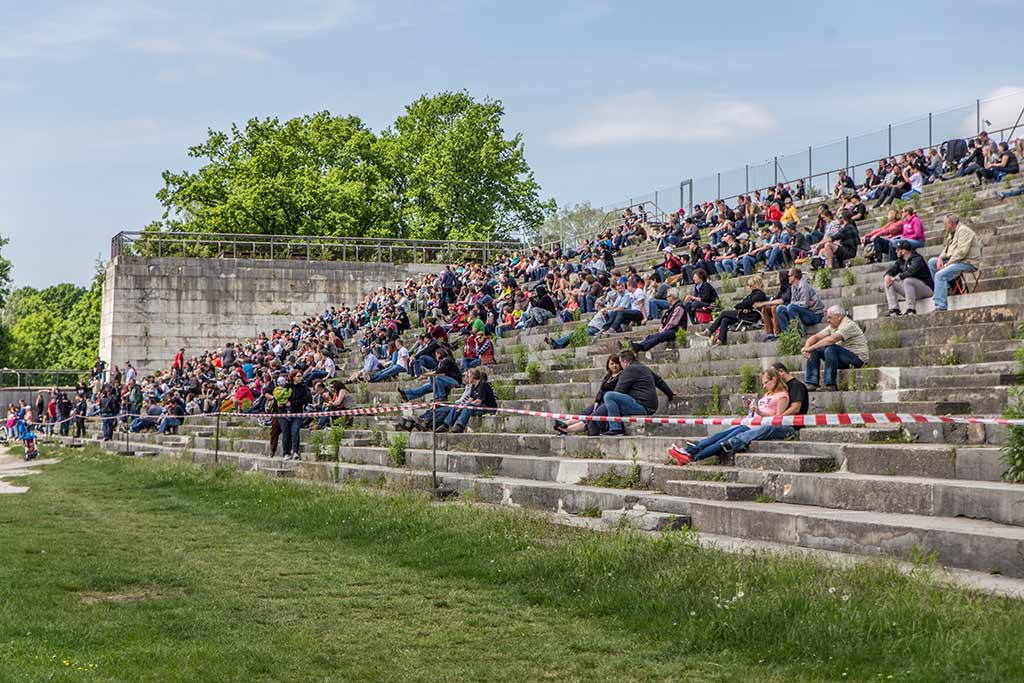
[669,368,790,464]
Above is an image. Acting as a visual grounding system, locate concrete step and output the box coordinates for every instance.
[665,479,762,501]
[750,471,1024,527]
[601,509,690,531]
[685,499,1024,577]
[734,452,836,473]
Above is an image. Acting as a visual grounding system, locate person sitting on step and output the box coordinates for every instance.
[883,241,934,317]
[927,213,980,312]
[588,350,676,437]
[668,367,793,464]
[702,275,768,345]
[801,305,869,392]
[772,267,823,339]
[433,368,498,434]
[630,289,686,352]
[554,355,622,435]
[681,269,718,329]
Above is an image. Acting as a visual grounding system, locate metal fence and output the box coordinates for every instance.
[596,89,1024,217]
[0,369,88,388]
[111,232,525,266]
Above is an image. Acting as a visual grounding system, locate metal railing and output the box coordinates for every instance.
[596,89,1024,218]
[0,369,88,387]
[111,232,525,266]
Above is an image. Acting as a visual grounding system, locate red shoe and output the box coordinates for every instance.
[667,444,691,466]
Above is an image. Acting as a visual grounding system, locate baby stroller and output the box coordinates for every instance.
[940,138,969,174]
[14,412,38,461]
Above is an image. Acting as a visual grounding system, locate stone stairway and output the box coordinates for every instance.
[52,174,1024,578]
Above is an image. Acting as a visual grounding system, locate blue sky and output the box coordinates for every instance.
[1,0,1021,289]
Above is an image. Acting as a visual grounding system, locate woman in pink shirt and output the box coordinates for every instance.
[888,206,925,260]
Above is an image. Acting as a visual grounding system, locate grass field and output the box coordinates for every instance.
[0,448,1022,682]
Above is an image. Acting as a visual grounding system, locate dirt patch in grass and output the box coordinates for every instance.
[79,588,172,605]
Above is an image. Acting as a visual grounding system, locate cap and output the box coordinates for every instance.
[896,240,914,251]
[662,246,673,253]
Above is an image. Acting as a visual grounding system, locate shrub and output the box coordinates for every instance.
[995,265,1008,278]
[369,427,386,447]
[525,362,540,383]
[776,319,805,356]
[842,269,855,287]
[875,320,900,349]
[719,273,736,294]
[1003,387,1024,482]
[739,365,759,394]
[493,379,516,401]
[814,266,833,291]
[357,382,369,404]
[710,384,721,415]
[387,433,408,467]
[568,323,590,348]
[512,345,529,372]
[675,327,688,347]
[328,421,347,460]
[308,431,326,461]
[955,190,979,219]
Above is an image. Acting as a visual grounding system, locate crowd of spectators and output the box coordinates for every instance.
[56,133,1018,460]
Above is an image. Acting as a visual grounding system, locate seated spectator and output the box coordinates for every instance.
[802,305,869,391]
[347,347,380,383]
[645,273,671,320]
[460,329,494,371]
[901,164,924,201]
[554,355,621,435]
[594,350,675,437]
[773,268,824,338]
[547,300,609,349]
[862,208,902,263]
[702,275,768,345]
[370,339,410,382]
[398,348,463,402]
[317,381,355,429]
[928,213,980,312]
[630,288,686,352]
[978,142,1019,184]
[523,285,557,328]
[756,270,791,340]
[833,169,857,199]
[681,269,718,329]
[434,368,498,434]
[129,399,162,432]
[817,209,859,269]
[668,366,795,464]
[605,276,647,333]
[883,241,934,316]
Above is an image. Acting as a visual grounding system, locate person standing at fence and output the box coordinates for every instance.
[99,386,120,442]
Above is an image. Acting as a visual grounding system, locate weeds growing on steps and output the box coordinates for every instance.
[776,319,805,356]
[525,362,540,383]
[674,326,688,347]
[739,365,759,394]
[999,344,1024,482]
[512,344,529,372]
[814,267,833,291]
[387,433,408,467]
[567,323,590,348]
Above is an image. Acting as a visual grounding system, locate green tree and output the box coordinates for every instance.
[54,263,104,369]
[386,91,546,242]
[0,234,12,308]
[157,113,400,238]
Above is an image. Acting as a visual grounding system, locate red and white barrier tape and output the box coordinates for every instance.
[433,403,1023,428]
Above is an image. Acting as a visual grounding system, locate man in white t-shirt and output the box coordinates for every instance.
[607,276,648,333]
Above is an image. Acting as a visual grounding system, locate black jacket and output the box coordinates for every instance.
[693,281,718,305]
[885,252,934,290]
[613,363,674,413]
[284,382,312,414]
[734,288,768,312]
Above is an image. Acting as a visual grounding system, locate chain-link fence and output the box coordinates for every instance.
[598,90,1024,215]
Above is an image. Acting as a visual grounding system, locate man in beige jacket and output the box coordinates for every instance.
[927,213,980,310]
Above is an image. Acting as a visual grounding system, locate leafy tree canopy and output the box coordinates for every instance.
[154,91,548,243]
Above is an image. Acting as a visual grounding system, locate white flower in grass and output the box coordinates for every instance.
[829,586,837,594]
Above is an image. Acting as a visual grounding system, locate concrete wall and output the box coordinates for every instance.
[99,256,442,374]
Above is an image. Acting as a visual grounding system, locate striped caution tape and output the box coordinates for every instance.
[432,403,1023,428]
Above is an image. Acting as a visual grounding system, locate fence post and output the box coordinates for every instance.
[888,124,892,156]
[214,411,221,464]
[745,165,749,193]
[844,136,849,173]
[716,173,721,200]
[928,113,933,147]
[976,99,981,134]
[431,377,438,490]
[679,181,684,213]
[654,190,658,212]
[773,156,778,185]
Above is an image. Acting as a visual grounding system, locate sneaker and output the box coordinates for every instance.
[450,424,465,434]
[904,308,916,315]
[603,429,625,437]
[553,423,569,435]
[824,384,839,392]
[764,334,777,342]
[720,441,735,455]
[544,337,554,349]
[887,308,901,318]
[667,444,691,466]
[806,384,820,392]
[398,389,407,401]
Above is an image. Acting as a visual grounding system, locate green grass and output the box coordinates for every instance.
[1,449,1023,682]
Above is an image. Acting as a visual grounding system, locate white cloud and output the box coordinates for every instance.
[0,0,359,65]
[554,90,777,148]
